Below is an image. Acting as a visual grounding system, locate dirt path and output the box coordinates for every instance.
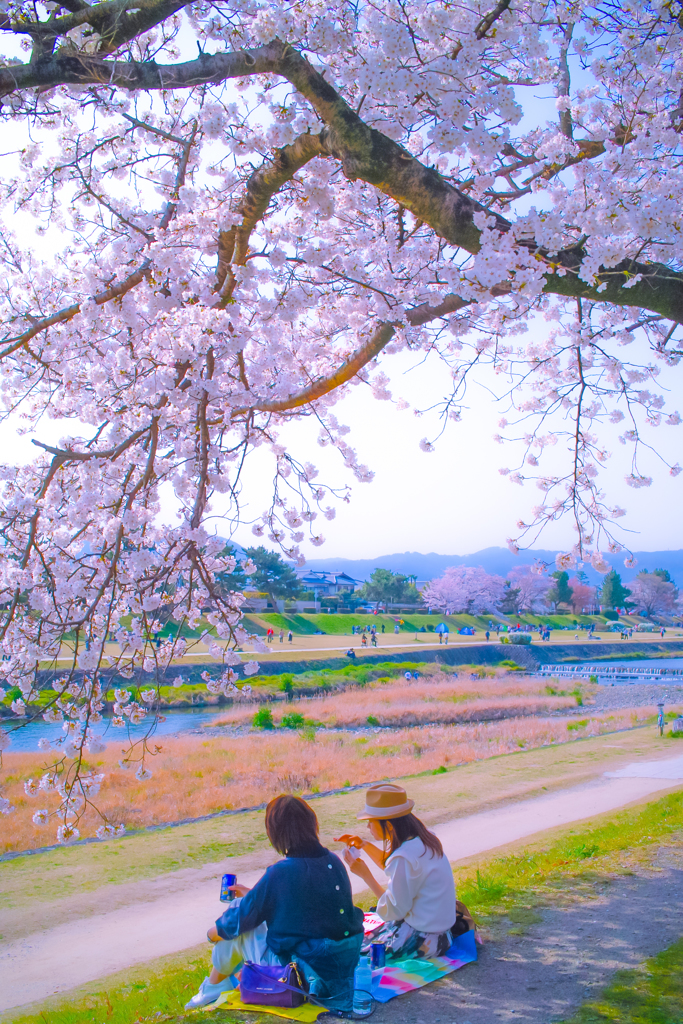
[370,844,683,1024]
[1,755,682,1014]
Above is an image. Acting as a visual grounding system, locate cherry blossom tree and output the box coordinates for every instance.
[567,577,597,614]
[422,566,506,614]
[627,571,677,618]
[506,564,553,612]
[2,0,683,835]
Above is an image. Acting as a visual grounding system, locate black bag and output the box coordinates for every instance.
[451,899,476,938]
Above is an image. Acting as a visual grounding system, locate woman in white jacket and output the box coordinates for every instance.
[337,783,457,960]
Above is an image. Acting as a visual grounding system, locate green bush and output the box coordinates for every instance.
[252,707,274,729]
[3,685,22,702]
[366,714,380,726]
[281,712,305,729]
[280,675,294,698]
[432,765,448,775]
[509,633,532,645]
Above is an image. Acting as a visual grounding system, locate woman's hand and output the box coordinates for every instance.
[334,833,363,849]
[343,847,369,876]
[342,848,386,899]
[229,883,251,898]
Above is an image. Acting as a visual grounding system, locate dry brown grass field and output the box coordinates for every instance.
[213,671,576,728]
[3,707,658,853]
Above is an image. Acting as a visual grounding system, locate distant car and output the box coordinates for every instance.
[458,627,476,635]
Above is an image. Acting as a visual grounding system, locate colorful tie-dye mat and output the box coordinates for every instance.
[370,929,478,1003]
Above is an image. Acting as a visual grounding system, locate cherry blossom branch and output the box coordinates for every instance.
[215,129,326,299]
[234,294,471,415]
[1,118,197,353]
[4,39,683,318]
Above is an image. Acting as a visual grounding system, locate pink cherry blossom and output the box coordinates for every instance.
[1,0,683,838]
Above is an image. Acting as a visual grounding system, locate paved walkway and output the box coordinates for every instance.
[2,755,683,1013]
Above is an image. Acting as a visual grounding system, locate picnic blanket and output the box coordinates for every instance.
[371,929,477,1003]
[201,989,327,1021]
[201,914,477,1016]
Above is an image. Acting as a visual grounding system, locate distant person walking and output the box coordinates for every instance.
[361,632,368,647]
[371,634,378,647]
[394,623,399,635]
[381,623,385,633]
[279,629,284,644]
[485,631,490,642]
[288,630,293,644]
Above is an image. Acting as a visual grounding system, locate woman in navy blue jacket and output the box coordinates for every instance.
[186,795,364,1012]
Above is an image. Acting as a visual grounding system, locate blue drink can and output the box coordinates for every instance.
[370,942,386,969]
[220,873,237,901]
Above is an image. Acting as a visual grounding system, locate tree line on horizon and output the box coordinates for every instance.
[220,547,680,619]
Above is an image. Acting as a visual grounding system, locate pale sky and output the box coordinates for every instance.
[220,346,683,560]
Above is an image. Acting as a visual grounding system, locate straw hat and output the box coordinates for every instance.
[357,783,415,820]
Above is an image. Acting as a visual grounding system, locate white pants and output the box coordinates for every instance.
[212,921,281,979]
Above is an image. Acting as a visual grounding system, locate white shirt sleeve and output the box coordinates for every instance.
[377,852,421,922]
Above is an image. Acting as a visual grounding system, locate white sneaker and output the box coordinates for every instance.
[184,975,235,1009]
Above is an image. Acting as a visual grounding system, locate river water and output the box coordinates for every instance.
[578,657,683,673]
[1,706,223,753]
[6,655,683,752]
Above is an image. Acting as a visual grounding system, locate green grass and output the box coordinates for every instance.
[248,611,669,636]
[242,659,435,690]
[1,943,214,1024]
[6,789,683,1024]
[557,939,683,1024]
[455,789,683,919]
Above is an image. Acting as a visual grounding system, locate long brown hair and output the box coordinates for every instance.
[377,812,443,859]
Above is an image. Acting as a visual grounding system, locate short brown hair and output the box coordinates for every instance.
[265,794,319,855]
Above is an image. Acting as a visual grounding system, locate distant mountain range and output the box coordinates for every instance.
[299,547,683,585]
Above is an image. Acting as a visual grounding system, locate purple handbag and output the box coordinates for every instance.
[239,961,308,1007]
